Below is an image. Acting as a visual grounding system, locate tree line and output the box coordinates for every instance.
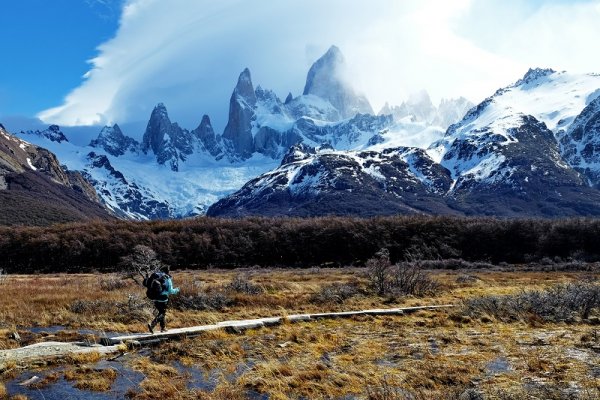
[1,216,600,273]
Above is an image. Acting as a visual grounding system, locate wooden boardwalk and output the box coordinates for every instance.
[1,305,453,370]
[103,305,454,345]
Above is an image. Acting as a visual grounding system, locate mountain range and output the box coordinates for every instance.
[13,46,467,220]
[7,46,600,222]
[209,67,600,217]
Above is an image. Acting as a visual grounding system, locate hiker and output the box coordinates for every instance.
[143,265,180,333]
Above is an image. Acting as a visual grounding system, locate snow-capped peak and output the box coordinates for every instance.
[513,67,557,87]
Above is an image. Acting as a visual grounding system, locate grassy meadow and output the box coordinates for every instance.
[0,266,599,399]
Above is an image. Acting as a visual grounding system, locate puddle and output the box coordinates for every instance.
[428,338,440,355]
[26,326,69,334]
[27,326,119,337]
[173,361,220,391]
[17,326,123,348]
[486,356,512,375]
[6,359,145,399]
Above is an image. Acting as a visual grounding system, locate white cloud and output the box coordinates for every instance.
[38,0,600,138]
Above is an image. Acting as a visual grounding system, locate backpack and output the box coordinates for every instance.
[143,271,167,300]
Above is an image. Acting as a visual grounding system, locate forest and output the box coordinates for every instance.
[2,216,600,273]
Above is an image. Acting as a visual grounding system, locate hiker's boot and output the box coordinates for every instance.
[147,323,154,334]
[160,325,166,333]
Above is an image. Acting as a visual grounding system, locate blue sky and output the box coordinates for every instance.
[0,0,120,117]
[2,0,600,141]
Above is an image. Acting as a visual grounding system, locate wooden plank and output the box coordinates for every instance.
[103,304,454,345]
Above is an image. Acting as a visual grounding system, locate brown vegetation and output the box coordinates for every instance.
[3,216,600,273]
[1,267,599,399]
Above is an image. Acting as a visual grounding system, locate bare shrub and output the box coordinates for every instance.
[388,262,440,297]
[171,280,232,311]
[225,274,263,295]
[70,294,152,322]
[70,299,111,314]
[172,290,232,311]
[99,274,128,291]
[464,282,600,323]
[118,245,164,285]
[115,294,152,322]
[366,249,440,297]
[419,259,495,270]
[311,282,361,304]
[367,249,392,296]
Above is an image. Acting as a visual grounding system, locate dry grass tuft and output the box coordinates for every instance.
[0,382,6,400]
[64,366,117,392]
[65,351,101,365]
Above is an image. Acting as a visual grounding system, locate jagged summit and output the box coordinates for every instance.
[285,92,293,104]
[303,45,344,96]
[89,124,138,157]
[302,45,373,118]
[191,114,222,158]
[378,92,473,130]
[20,124,69,143]
[222,68,259,159]
[514,67,557,87]
[233,68,257,106]
[142,103,173,155]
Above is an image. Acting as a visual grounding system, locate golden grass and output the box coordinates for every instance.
[1,268,599,398]
[0,381,6,400]
[64,366,117,392]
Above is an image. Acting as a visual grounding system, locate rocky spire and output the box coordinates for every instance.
[142,103,171,155]
[192,115,222,158]
[302,45,373,118]
[285,92,294,104]
[222,68,257,159]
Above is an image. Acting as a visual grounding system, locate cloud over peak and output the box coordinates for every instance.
[38,0,600,137]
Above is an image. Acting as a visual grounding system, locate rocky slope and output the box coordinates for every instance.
[207,144,457,217]
[0,124,113,226]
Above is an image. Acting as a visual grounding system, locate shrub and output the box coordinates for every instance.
[366,249,440,297]
[118,245,164,285]
[70,300,112,314]
[311,282,361,304]
[464,282,600,323]
[171,290,232,311]
[455,274,480,284]
[225,274,263,295]
[70,294,152,323]
[367,249,392,296]
[115,294,153,323]
[99,274,128,291]
[388,262,440,297]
